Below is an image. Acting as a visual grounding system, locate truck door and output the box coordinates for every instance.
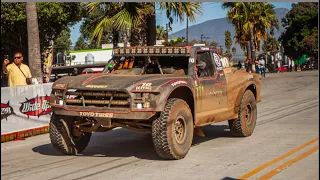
[194,50,228,116]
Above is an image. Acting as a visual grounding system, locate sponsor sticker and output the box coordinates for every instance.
[196,85,204,98]
[189,58,195,63]
[54,83,66,88]
[1,101,15,120]
[208,91,223,97]
[200,47,210,50]
[171,81,187,87]
[85,85,108,88]
[19,95,52,118]
[79,112,114,118]
[135,83,152,90]
[213,53,223,71]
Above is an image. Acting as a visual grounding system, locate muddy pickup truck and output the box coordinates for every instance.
[49,46,261,160]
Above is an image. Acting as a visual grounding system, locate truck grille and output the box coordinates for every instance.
[65,90,130,109]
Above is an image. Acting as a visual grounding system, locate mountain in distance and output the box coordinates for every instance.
[169,8,289,57]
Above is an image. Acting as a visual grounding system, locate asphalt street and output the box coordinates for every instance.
[1,70,319,180]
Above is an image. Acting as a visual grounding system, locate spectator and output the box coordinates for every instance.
[246,59,252,73]
[259,56,266,77]
[53,74,59,82]
[2,52,32,87]
[289,57,293,72]
[255,56,260,74]
[72,68,78,76]
[237,61,242,70]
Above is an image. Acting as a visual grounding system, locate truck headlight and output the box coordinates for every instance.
[133,93,156,109]
[143,102,150,108]
[52,90,64,105]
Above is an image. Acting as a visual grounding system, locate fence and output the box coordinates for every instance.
[1,83,53,142]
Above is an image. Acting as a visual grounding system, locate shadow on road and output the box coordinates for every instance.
[221,177,239,180]
[32,124,234,160]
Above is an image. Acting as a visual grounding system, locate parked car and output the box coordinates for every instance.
[276,65,289,72]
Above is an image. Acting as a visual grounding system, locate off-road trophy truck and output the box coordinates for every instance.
[50,45,261,160]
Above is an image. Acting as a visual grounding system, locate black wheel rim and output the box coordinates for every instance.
[174,116,187,144]
[245,104,252,125]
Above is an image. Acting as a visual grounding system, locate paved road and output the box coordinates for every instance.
[1,70,319,180]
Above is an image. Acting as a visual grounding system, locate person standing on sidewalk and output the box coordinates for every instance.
[246,58,252,73]
[259,56,266,77]
[2,52,32,87]
[255,56,260,74]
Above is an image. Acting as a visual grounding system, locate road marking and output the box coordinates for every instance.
[239,137,318,179]
[256,145,319,180]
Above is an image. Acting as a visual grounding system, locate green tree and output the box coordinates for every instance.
[224,30,232,51]
[83,2,202,47]
[74,36,89,50]
[162,37,185,46]
[279,2,318,59]
[210,41,219,47]
[222,2,278,59]
[54,29,72,53]
[1,2,83,64]
[156,25,167,40]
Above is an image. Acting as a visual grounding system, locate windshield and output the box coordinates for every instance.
[103,56,189,75]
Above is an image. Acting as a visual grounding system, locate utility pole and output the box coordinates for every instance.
[271,30,276,72]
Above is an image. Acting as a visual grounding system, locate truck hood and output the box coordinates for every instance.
[53,73,189,91]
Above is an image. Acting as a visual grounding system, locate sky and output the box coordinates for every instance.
[69,2,294,46]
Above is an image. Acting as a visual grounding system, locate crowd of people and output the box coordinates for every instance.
[236,54,313,77]
[237,56,266,77]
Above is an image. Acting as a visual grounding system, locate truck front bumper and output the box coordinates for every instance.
[52,106,157,120]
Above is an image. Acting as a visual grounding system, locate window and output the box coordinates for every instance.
[196,51,217,77]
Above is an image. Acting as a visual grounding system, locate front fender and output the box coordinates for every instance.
[155,80,195,112]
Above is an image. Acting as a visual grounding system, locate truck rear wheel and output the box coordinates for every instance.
[49,114,91,155]
[228,90,257,137]
[152,98,194,160]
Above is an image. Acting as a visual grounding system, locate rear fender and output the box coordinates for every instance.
[233,83,257,114]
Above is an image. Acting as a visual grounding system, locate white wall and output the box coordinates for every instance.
[70,50,113,65]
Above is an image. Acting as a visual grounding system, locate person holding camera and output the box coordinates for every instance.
[2,52,32,87]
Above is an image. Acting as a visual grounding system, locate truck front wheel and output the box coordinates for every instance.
[152,98,194,160]
[228,90,257,137]
[49,114,91,155]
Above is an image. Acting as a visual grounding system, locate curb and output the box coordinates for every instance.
[1,126,49,143]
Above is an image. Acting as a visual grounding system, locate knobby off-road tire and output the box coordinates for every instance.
[228,90,257,137]
[49,114,91,155]
[152,98,194,160]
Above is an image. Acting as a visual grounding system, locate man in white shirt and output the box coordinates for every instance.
[259,56,266,77]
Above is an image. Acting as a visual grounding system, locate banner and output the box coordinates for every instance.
[1,83,53,135]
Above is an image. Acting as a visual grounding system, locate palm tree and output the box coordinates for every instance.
[223,2,278,60]
[84,2,202,46]
[156,25,167,40]
[157,2,202,45]
[26,2,42,81]
[84,2,153,47]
